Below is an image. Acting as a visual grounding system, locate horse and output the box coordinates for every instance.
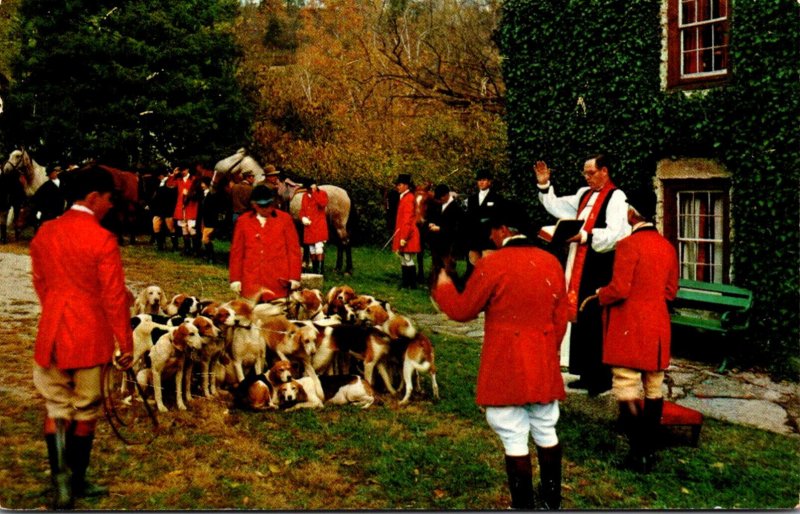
[96,164,141,245]
[0,148,48,241]
[213,148,265,186]
[283,181,353,275]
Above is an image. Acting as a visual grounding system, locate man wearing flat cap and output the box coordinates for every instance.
[229,185,302,301]
[392,173,421,288]
[231,169,255,226]
[595,187,678,473]
[464,169,505,277]
[433,200,568,510]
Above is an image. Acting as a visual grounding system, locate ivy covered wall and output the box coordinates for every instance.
[497,0,799,376]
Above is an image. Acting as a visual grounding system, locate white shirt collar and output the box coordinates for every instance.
[71,204,95,216]
[441,196,453,212]
[501,234,526,247]
[478,188,490,204]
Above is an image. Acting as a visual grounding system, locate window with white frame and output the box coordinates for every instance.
[677,190,725,282]
[667,0,730,89]
[663,179,731,283]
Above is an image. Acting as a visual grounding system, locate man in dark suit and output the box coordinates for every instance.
[464,169,504,278]
[426,183,466,286]
[31,165,66,232]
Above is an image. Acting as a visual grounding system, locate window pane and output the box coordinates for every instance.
[682,0,697,24]
[677,190,725,283]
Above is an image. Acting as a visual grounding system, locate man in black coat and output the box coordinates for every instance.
[464,169,504,278]
[427,183,466,287]
[196,176,225,263]
[32,166,66,232]
[149,168,179,251]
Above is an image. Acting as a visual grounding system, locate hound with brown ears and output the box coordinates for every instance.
[286,288,324,320]
[185,315,223,399]
[165,293,201,317]
[380,304,417,341]
[397,332,440,405]
[230,319,268,383]
[232,369,277,411]
[319,374,376,409]
[274,377,324,411]
[140,321,206,412]
[313,324,397,394]
[133,284,168,316]
[325,284,356,317]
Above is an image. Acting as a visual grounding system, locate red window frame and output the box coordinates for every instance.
[667,0,730,89]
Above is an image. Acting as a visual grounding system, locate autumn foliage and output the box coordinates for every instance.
[236,0,507,243]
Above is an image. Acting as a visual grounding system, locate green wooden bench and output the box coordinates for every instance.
[670,278,753,372]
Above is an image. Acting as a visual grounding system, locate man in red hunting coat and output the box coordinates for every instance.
[597,188,679,473]
[229,185,302,301]
[299,182,329,275]
[432,202,568,510]
[392,174,421,288]
[166,163,200,254]
[30,166,134,509]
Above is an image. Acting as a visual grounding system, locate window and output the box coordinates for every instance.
[662,179,730,283]
[667,0,730,89]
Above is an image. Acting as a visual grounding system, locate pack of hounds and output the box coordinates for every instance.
[127,284,439,413]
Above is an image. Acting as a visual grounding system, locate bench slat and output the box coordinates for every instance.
[675,290,751,310]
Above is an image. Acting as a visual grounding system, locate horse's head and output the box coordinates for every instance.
[2,149,23,176]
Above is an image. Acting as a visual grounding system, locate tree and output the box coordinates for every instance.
[6,0,253,168]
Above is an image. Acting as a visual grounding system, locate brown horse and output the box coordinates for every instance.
[96,164,141,244]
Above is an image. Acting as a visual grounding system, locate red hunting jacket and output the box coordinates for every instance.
[432,240,568,405]
[392,190,421,253]
[167,174,198,221]
[229,210,302,300]
[299,189,329,244]
[31,208,134,369]
[598,225,679,371]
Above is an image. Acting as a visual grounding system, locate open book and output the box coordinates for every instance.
[538,219,584,244]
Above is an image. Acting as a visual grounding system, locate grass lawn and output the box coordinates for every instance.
[0,239,797,509]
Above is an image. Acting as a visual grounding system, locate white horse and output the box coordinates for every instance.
[1,148,48,241]
[286,183,353,274]
[213,148,265,185]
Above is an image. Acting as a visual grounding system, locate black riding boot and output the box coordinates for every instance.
[319,255,325,276]
[0,223,7,244]
[66,431,108,498]
[416,252,426,284]
[400,265,416,289]
[182,236,192,255]
[311,258,320,274]
[45,419,73,510]
[641,397,664,471]
[619,400,650,473]
[155,231,165,251]
[170,233,180,252]
[536,443,562,510]
[204,242,215,264]
[504,454,535,509]
[193,236,203,257]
